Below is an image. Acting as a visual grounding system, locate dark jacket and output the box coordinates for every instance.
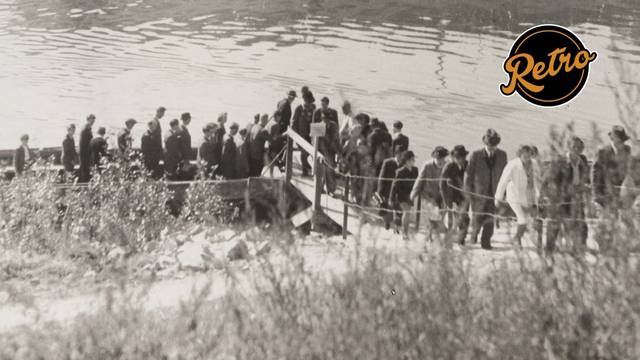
[180,125,192,161]
[277,98,293,131]
[62,135,78,172]
[117,128,132,158]
[89,137,108,168]
[378,157,400,201]
[249,124,269,161]
[151,118,163,152]
[391,166,418,204]
[312,107,339,124]
[79,124,93,166]
[541,154,590,212]
[220,133,238,179]
[199,137,217,177]
[164,130,183,177]
[13,146,32,175]
[392,133,409,155]
[235,137,250,179]
[141,130,162,173]
[212,126,226,166]
[591,144,630,206]
[440,160,467,208]
[464,148,508,212]
[368,128,392,172]
[292,103,315,139]
[318,120,341,157]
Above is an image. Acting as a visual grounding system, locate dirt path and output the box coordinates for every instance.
[0,225,597,333]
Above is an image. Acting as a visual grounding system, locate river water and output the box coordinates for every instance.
[1,0,639,159]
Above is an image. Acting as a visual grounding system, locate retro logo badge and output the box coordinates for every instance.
[500,24,597,107]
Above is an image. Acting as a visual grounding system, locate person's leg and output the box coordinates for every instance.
[325,156,337,194]
[545,218,560,253]
[480,201,495,249]
[300,149,311,175]
[457,211,470,245]
[400,202,411,239]
[469,208,482,245]
[510,201,528,247]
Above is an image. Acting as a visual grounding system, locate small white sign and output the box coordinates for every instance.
[310,123,326,137]
[291,206,313,227]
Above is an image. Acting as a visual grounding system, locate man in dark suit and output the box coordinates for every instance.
[391,121,409,156]
[312,96,339,124]
[78,114,96,182]
[164,119,183,180]
[276,90,296,132]
[117,118,137,160]
[464,129,507,249]
[377,148,403,230]
[540,136,590,253]
[89,127,108,173]
[141,120,163,179]
[13,134,33,176]
[592,125,631,208]
[62,124,78,176]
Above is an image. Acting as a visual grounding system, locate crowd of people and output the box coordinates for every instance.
[10,85,639,251]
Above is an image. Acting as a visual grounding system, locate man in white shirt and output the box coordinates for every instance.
[339,100,354,143]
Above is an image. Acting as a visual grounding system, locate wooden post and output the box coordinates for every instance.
[342,175,350,239]
[309,123,326,231]
[415,195,421,232]
[312,137,322,233]
[285,136,293,183]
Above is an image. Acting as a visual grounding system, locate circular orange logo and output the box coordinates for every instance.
[500,25,597,107]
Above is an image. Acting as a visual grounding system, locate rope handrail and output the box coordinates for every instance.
[341,197,600,224]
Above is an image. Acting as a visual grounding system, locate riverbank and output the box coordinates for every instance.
[2,224,638,359]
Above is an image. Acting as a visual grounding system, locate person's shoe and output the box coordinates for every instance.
[481,245,493,250]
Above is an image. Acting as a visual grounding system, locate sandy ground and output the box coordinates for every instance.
[0,223,598,333]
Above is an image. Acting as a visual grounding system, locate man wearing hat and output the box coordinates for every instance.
[440,145,470,244]
[592,125,631,209]
[277,90,297,132]
[411,145,450,240]
[464,129,507,249]
[117,118,137,160]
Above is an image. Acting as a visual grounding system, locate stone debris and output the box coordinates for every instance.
[211,229,237,243]
[176,241,210,271]
[153,226,297,273]
[107,246,127,262]
[256,241,271,256]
